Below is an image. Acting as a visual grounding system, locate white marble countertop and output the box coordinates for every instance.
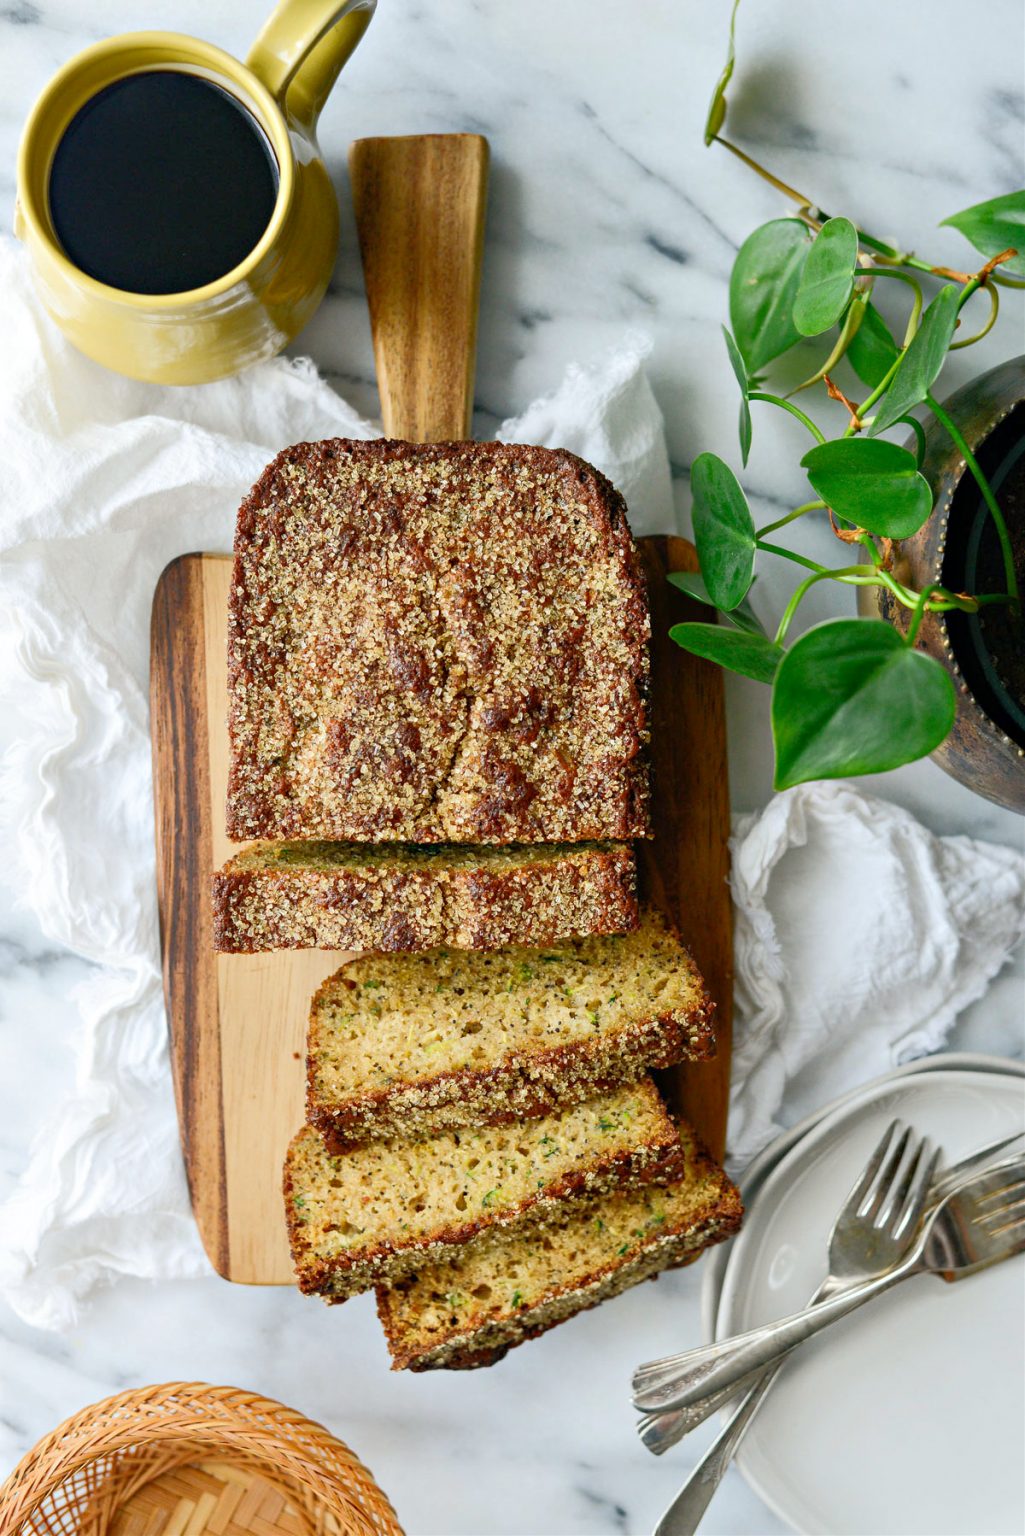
[0,2,1022,1532]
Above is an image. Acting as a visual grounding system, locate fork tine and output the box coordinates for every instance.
[976,1186,1025,1227]
[873,1130,925,1230]
[833,1119,905,1222]
[985,1213,1025,1241]
[891,1141,941,1239]
[932,1131,1025,1202]
[858,1122,912,1220]
[975,1174,1025,1208]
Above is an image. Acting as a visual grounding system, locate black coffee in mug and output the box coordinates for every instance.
[48,69,279,295]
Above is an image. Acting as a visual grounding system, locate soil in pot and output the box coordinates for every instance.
[942,400,1025,747]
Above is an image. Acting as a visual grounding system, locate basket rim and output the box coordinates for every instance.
[0,1380,403,1536]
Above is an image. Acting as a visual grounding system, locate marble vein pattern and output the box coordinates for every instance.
[0,1,1022,1531]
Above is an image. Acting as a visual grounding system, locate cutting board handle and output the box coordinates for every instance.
[349,133,489,442]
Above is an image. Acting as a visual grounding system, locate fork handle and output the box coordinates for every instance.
[632,1252,921,1415]
[651,1372,775,1536]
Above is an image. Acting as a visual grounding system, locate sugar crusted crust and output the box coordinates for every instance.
[309,1005,716,1147]
[227,440,651,844]
[212,839,638,953]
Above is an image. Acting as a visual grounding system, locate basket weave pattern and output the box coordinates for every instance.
[0,1383,402,1536]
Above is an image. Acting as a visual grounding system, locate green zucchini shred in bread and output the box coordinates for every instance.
[213,839,638,953]
[226,439,651,845]
[307,906,716,1143]
[375,1123,742,1370]
[285,1078,684,1301]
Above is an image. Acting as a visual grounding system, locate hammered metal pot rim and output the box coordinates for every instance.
[915,361,1024,758]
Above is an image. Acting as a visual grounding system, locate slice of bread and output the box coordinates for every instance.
[285,1078,683,1301]
[213,839,637,954]
[227,439,650,845]
[376,1123,742,1370]
[307,906,715,1144]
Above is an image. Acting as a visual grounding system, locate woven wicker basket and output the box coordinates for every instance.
[0,1383,403,1536]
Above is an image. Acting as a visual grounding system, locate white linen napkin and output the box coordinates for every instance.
[0,236,1022,1329]
[0,240,671,1329]
[727,780,1025,1169]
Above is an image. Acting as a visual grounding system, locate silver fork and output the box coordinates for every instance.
[633,1120,937,1414]
[636,1156,1025,1421]
[638,1127,1024,1455]
[643,1129,1024,1536]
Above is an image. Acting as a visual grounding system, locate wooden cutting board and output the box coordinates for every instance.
[149,135,732,1285]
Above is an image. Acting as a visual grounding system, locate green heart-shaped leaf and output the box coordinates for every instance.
[792,217,859,336]
[729,219,811,373]
[869,284,960,436]
[801,438,933,538]
[704,0,742,144]
[722,325,753,465]
[671,622,781,683]
[772,619,956,788]
[668,571,766,635]
[689,453,756,611]
[847,301,899,388]
[941,190,1025,277]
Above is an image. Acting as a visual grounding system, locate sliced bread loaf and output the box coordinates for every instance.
[376,1123,742,1370]
[285,1078,683,1301]
[227,439,651,845]
[213,839,637,954]
[307,906,715,1144]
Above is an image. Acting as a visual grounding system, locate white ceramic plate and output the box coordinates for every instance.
[715,1067,1025,1536]
[701,1054,1025,1340]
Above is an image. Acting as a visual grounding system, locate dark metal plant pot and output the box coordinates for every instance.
[867,354,1025,814]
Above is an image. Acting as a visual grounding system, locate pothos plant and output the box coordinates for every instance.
[672,0,1024,790]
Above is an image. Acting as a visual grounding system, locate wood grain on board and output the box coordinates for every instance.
[349,134,489,441]
[150,542,732,1283]
[150,130,731,1285]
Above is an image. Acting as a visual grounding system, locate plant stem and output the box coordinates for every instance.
[949,281,1000,349]
[955,275,983,312]
[749,393,826,443]
[896,415,928,466]
[756,540,826,574]
[925,392,1019,605]
[757,500,827,537]
[842,277,983,439]
[842,354,903,437]
[774,564,867,645]
[863,266,924,342]
[711,137,988,285]
[905,586,933,645]
[713,137,815,209]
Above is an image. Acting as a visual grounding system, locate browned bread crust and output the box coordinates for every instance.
[307,908,716,1145]
[376,1125,742,1371]
[227,440,651,844]
[212,839,637,954]
[284,1079,684,1302]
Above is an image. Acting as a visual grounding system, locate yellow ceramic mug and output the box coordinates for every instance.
[15,0,375,384]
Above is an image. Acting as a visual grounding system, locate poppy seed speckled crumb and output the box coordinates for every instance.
[375,1122,742,1370]
[306,906,715,1144]
[284,1077,683,1302]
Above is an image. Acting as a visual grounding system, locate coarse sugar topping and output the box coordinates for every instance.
[227,440,651,843]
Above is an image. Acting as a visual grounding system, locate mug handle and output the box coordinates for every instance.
[247,0,376,136]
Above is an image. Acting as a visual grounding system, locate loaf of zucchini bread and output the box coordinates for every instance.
[227,440,651,845]
[307,906,715,1144]
[285,1078,683,1301]
[376,1123,742,1370]
[213,839,637,954]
